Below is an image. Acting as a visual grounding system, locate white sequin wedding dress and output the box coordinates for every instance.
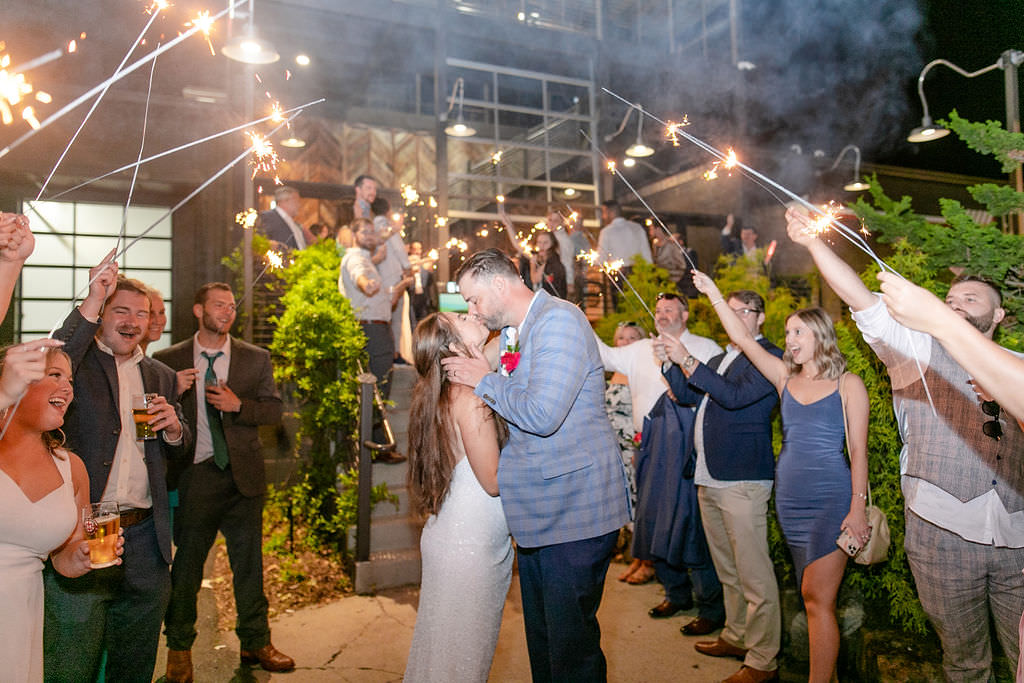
[404,429,513,682]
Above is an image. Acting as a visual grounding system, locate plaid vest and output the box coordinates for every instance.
[897,338,1024,512]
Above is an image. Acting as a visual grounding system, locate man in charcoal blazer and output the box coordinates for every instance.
[659,289,783,683]
[45,262,190,683]
[443,249,631,683]
[154,282,291,681]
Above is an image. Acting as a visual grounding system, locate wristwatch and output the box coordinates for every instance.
[682,355,697,371]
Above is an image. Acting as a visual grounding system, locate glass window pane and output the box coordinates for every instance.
[127,206,171,238]
[122,268,171,295]
[123,240,172,269]
[75,235,119,265]
[76,204,123,236]
[26,200,74,235]
[20,300,75,336]
[26,233,74,266]
[21,267,74,300]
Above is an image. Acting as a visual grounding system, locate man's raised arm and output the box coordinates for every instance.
[786,207,876,312]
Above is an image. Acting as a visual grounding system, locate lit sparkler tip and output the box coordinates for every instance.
[435,216,448,228]
[491,150,502,164]
[400,184,420,206]
[245,130,280,179]
[606,160,617,174]
[187,10,216,55]
[265,250,284,269]
[21,106,40,130]
[496,194,505,203]
[665,116,689,146]
[235,208,258,229]
[602,259,625,274]
[428,196,437,208]
[577,249,600,265]
[147,0,171,14]
[724,148,738,168]
[67,40,77,53]
[269,102,284,123]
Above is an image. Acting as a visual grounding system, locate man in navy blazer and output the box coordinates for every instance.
[44,259,191,682]
[657,290,782,683]
[443,249,631,682]
[257,185,314,250]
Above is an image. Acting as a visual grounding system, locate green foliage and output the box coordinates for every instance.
[260,240,396,553]
[220,232,282,332]
[943,110,1024,174]
[593,258,675,344]
[852,173,1024,350]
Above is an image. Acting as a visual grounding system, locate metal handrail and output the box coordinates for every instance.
[353,363,395,563]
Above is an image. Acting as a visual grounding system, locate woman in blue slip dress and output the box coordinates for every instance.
[689,270,870,683]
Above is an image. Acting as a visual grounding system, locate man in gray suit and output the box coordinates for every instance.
[788,208,1024,681]
[443,249,631,683]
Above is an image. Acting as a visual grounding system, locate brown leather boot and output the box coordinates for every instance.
[165,649,194,683]
[240,643,295,672]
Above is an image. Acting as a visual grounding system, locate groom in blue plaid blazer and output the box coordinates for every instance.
[443,249,631,682]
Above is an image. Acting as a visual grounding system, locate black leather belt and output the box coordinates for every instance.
[120,507,153,527]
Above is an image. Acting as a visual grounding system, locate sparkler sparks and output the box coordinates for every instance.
[577,249,600,266]
[187,10,216,56]
[496,194,505,204]
[265,250,284,270]
[435,216,448,228]
[665,116,689,146]
[401,184,420,206]
[491,150,503,164]
[703,148,738,182]
[269,102,284,123]
[147,0,171,14]
[245,131,279,179]
[445,237,467,252]
[235,208,258,229]
[606,160,617,174]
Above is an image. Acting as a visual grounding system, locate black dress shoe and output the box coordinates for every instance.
[680,616,725,636]
[648,599,693,619]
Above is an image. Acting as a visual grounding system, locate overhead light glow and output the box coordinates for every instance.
[295,54,310,66]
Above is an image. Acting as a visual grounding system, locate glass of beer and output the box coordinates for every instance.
[83,502,120,569]
[132,393,158,440]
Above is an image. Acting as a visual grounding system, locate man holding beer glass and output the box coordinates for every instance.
[44,253,190,683]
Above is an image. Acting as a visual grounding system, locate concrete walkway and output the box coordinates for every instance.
[157,564,743,682]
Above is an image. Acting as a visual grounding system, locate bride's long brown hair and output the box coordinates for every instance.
[407,313,507,518]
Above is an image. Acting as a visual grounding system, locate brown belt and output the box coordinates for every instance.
[120,507,153,527]
[360,320,390,325]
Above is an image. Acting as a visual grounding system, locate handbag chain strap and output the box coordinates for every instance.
[839,372,873,508]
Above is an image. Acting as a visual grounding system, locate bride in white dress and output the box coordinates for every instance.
[404,312,513,682]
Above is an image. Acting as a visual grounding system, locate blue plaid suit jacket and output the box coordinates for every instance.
[477,290,631,547]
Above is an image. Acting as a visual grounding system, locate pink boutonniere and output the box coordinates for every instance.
[633,432,642,446]
[500,327,520,377]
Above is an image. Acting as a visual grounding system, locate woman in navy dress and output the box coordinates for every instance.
[692,271,869,683]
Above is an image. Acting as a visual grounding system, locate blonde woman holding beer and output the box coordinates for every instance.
[0,346,117,682]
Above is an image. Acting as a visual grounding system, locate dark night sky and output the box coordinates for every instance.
[880,0,1024,178]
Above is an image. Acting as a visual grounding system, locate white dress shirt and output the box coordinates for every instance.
[192,335,232,464]
[96,341,153,510]
[596,329,721,432]
[597,217,653,267]
[340,247,391,320]
[852,294,1024,547]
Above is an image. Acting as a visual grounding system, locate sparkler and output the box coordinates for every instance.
[401,184,420,206]
[235,208,258,229]
[0,0,247,161]
[491,150,502,164]
[235,249,286,309]
[703,148,738,182]
[580,129,697,271]
[41,113,299,340]
[44,98,325,200]
[119,44,160,263]
[35,4,171,200]
[600,87,890,274]
[666,117,689,146]
[186,10,216,56]
[245,131,280,179]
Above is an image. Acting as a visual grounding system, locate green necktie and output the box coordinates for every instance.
[201,351,229,469]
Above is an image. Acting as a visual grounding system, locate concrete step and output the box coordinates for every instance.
[353,547,422,594]
[373,485,412,519]
[351,513,423,554]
